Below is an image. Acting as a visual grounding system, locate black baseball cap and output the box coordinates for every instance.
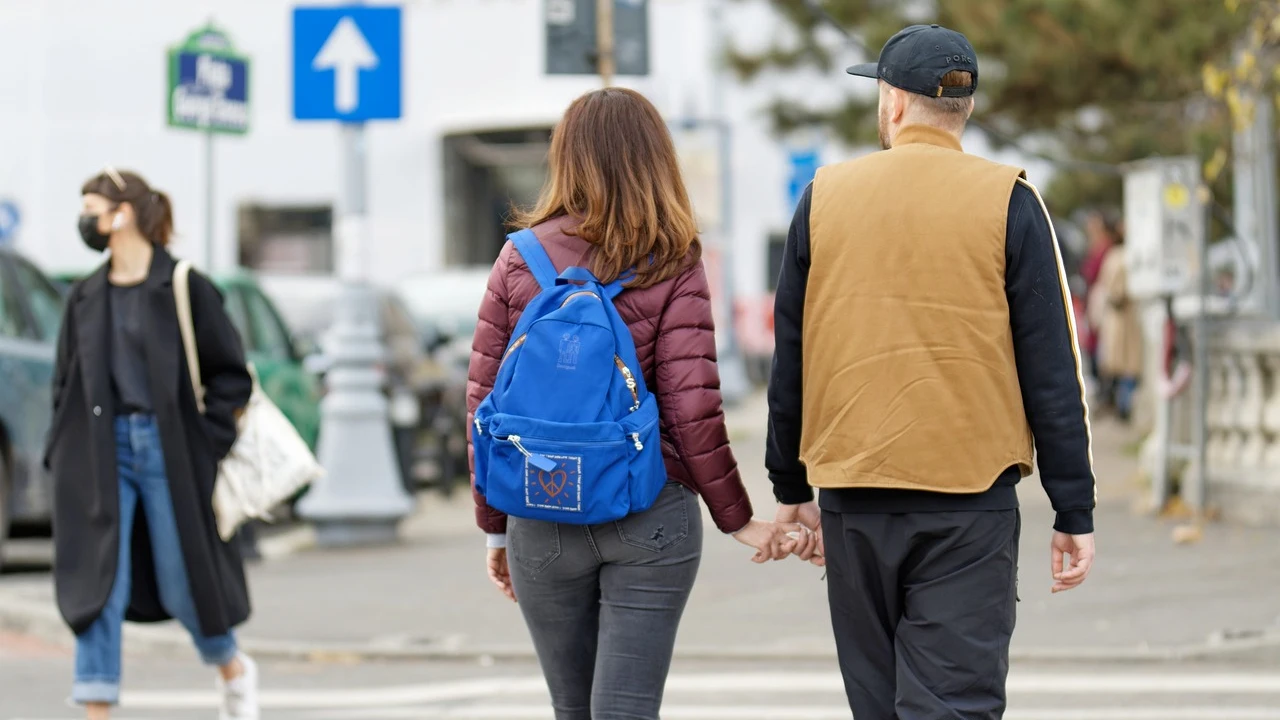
[846,24,978,98]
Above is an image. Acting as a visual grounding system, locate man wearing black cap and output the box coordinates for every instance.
[766,24,1097,719]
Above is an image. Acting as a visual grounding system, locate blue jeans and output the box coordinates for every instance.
[72,414,238,705]
[1114,376,1139,421]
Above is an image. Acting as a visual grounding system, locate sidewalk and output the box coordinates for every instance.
[2,394,1279,662]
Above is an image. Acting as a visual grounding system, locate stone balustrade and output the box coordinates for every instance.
[1204,319,1280,524]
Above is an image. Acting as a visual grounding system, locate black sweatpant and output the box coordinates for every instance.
[822,509,1021,720]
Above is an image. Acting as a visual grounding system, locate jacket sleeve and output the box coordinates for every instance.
[45,290,78,470]
[467,244,515,535]
[189,270,253,462]
[765,184,814,504]
[50,287,77,417]
[654,261,753,534]
[1006,180,1097,535]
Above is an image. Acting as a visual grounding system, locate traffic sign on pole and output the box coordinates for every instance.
[293,6,402,122]
[786,148,820,212]
[0,200,19,247]
[292,4,413,547]
[167,25,250,135]
[546,0,649,77]
[1123,156,1204,300]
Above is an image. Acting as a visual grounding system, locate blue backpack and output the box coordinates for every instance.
[472,229,667,524]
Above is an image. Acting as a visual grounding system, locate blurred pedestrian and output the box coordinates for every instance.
[45,168,258,720]
[1092,225,1143,422]
[467,88,791,720]
[1081,209,1119,402]
[767,25,1097,720]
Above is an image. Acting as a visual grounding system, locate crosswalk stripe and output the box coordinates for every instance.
[310,706,1280,720]
[17,710,1280,720]
[117,671,1280,710]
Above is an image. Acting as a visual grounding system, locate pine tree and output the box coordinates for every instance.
[728,0,1259,216]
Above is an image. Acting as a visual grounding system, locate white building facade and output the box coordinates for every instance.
[0,0,1048,363]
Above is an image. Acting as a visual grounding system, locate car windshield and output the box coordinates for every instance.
[395,268,491,341]
[256,276,342,342]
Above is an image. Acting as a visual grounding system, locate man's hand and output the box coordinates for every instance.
[1051,532,1095,593]
[487,547,516,602]
[733,519,796,563]
[777,502,825,567]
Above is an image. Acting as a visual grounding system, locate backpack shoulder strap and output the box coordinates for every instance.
[172,260,206,413]
[508,229,557,291]
[601,270,633,300]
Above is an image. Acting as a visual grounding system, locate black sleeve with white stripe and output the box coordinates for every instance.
[1006,180,1097,535]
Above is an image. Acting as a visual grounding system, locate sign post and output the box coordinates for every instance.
[292,4,412,547]
[546,0,648,80]
[1124,157,1210,517]
[167,23,250,272]
[0,200,20,248]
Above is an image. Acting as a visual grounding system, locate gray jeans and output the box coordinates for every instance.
[508,482,703,720]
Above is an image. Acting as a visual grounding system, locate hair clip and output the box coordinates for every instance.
[103,165,127,192]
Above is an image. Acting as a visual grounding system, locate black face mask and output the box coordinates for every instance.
[78,214,111,253]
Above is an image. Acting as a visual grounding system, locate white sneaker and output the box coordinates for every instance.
[218,653,260,720]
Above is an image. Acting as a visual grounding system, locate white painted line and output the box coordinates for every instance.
[310,707,1280,720]
[118,671,1280,710]
[256,525,318,560]
[121,677,549,709]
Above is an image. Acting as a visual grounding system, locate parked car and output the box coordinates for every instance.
[257,275,463,494]
[395,267,492,370]
[214,271,323,451]
[0,248,64,566]
[393,268,491,489]
[49,269,323,452]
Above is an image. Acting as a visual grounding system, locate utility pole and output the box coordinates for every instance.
[708,0,749,405]
[597,0,615,87]
[204,126,215,271]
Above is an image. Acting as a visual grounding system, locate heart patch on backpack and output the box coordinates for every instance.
[525,455,583,512]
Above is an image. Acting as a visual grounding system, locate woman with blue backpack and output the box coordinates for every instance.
[467,87,803,719]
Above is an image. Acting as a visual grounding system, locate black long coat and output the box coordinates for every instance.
[44,248,253,636]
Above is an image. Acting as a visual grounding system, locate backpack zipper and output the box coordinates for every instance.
[615,358,640,411]
[562,291,600,305]
[496,292,641,411]
[497,334,528,372]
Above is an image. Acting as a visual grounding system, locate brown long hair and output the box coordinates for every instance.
[81,169,175,246]
[513,88,701,289]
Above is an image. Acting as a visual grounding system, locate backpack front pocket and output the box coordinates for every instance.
[479,414,632,523]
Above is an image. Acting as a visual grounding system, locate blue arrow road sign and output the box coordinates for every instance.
[0,200,20,246]
[787,148,820,211]
[293,6,402,122]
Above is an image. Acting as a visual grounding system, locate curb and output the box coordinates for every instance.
[4,592,1278,665]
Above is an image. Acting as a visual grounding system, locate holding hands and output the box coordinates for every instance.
[731,501,825,566]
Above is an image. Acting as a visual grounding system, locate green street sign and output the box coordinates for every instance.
[167,25,250,134]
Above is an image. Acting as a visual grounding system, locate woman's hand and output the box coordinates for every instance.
[733,519,796,564]
[487,548,516,602]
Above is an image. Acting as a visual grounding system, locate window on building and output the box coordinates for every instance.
[442,127,552,267]
[238,204,334,274]
[766,232,787,292]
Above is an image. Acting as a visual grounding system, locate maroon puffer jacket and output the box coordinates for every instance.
[466,216,753,535]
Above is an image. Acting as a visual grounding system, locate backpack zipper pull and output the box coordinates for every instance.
[509,435,557,472]
[474,417,483,436]
[632,433,644,451]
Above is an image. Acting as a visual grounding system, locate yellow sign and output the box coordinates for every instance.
[1163,183,1190,210]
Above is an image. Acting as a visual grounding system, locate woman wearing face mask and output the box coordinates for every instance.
[45,168,258,720]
